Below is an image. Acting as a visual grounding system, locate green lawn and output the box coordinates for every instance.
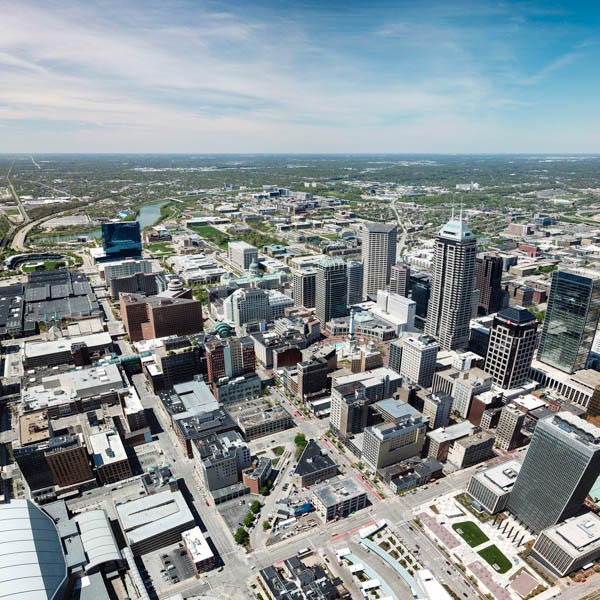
[189,225,229,248]
[272,446,285,456]
[147,242,174,253]
[452,521,489,548]
[478,545,512,574]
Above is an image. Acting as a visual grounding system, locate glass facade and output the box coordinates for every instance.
[507,414,600,533]
[537,270,600,373]
[101,221,142,260]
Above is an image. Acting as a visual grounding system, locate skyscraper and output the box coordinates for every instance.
[537,269,600,373]
[315,257,347,324]
[475,253,503,315]
[484,306,537,389]
[390,263,410,297]
[400,335,439,388]
[507,412,600,533]
[347,261,364,305]
[425,216,476,350]
[293,270,317,309]
[101,221,142,261]
[361,222,397,298]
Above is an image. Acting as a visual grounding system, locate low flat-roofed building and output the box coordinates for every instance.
[19,410,50,446]
[89,429,132,485]
[532,512,600,576]
[466,459,521,514]
[293,439,338,488]
[182,526,215,573]
[415,569,453,600]
[530,360,600,408]
[21,363,125,417]
[116,489,195,556]
[238,406,294,441]
[242,457,273,494]
[311,476,367,522]
[24,331,113,368]
[213,373,261,404]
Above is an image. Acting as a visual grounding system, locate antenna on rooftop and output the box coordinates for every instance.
[459,196,464,223]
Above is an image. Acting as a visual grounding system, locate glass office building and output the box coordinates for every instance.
[507,412,600,533]
[537,269,600,373]
[101,221,142,261]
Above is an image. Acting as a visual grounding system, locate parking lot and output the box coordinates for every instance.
[141,541,197,593]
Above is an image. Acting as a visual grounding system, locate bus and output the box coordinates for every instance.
[297,547,312,558]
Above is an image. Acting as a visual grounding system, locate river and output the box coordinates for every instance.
[35,200,171,243]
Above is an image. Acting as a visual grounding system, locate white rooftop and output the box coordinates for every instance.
[475,459,522,494]
[427,421,475,444]
[116,490,194,546]
[182,526,214,563]
[25,331,112,358]
[544,512,600,555]
[89,430,128,467]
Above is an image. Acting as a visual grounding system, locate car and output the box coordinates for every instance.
[206,501,210,506]
[416,544,420,549]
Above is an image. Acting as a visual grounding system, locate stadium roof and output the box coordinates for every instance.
[0,499,67,600]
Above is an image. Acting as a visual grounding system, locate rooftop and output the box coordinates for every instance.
[496,305,537,324]
[182,526,214,563]
[427,421,475,444]
[0,499,67,600]
[438,217,475,243]
[89,430,128,467]
[312,476,365,506]
[116,490,194,545]
[542,511,600,554]
[294,440,337,478]
[475,459,522,493]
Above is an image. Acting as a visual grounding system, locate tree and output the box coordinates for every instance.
[244,512,255,527]
[251,500,261,514]
[234,527,248,545]
[263,520,271,531]
[260,485,270,496]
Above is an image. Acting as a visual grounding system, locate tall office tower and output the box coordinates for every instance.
[537,268,600,373]
[421,391,453,430]
[389,338,403,373]
[228,241,259,272]
[206,337,255,382]
[390,263,410,297]
[425,216,477,350]
[400,335,439,388]
[484,306,537,389]
[293,270,317,309]
[495,403,526,450]
[315,257,347,324]
[361,222,398,298]
[347,261,364,305]
[101,221,142,261]
[507,412,600,533]
[226,288,270,333]
[475,253,503,315]
[410,272,431,321]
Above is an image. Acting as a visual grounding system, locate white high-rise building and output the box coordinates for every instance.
[361,222,397,298]
[425,215,476,350]
[228,241,258,272]
[226,288,270,334]
[400,335,439,388]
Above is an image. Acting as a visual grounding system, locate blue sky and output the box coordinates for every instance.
[0,0,599,152]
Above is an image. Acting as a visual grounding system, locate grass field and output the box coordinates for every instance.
[478,545,512,574]
[190,225,229,248]
[452,521,489,548]
[147,242,174,253]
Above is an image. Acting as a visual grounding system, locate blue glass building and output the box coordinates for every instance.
[101,221,142,261]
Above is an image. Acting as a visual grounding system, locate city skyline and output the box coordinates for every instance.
[1,0,599,153]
